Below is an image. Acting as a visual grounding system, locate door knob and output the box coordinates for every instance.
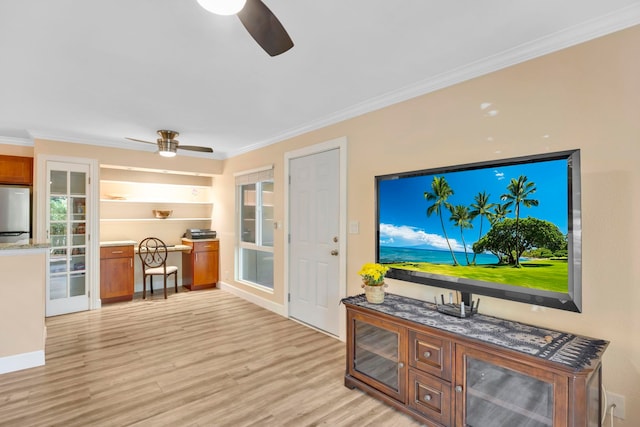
[330,250,339,256]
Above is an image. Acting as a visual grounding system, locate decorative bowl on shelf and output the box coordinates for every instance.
[152,209,173,219]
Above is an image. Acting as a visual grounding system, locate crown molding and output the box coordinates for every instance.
[228,4,640,159]
[0,136,33,147]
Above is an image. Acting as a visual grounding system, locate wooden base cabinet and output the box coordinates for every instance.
[181,239,219,290]
[344,295,607,427]
[99,245,134,303]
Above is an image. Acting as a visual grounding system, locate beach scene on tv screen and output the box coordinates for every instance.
[378,158,570,293]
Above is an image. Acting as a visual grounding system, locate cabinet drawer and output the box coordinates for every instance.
[100,245,134,259]
[409,329,452,381]
[408,368,452,426]
[193,240,219,252]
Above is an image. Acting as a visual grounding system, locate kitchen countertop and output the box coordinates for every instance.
[181,238,219,243]
[0,241,50,252]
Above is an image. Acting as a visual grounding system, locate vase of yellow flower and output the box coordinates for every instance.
[358,262,389,303]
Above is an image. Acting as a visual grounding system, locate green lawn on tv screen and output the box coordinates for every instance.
[388,259,568,293]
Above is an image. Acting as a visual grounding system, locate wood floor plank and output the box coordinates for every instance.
[0,288,421,426]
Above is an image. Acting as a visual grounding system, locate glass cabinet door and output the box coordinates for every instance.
[348,311,407,402]
[456,345,565,427]
[46,162,91,316]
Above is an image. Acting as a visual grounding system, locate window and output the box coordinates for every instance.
[236,167,274,289]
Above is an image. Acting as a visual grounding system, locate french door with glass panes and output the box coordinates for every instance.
[46,161,91,316]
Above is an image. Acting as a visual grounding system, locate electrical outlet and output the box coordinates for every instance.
[606,391,626,420]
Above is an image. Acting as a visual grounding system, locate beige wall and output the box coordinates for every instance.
[0,251,46,360]
[218,26,640,424]
[33,139,223,176]
[0,143,33,157]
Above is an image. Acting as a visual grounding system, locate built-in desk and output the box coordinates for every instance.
[100,240,217,300]
[133,244,192,253]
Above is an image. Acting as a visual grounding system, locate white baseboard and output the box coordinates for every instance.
[0,350,45,375]
[218,281,287,317]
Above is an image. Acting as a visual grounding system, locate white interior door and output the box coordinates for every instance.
[45,161,91,316]
[289,148,340,335]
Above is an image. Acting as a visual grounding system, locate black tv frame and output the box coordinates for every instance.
[375,149,582,312]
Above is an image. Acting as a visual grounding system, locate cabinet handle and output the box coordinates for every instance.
[423,394,432,401]
[398,362,404,369]
[423,351,432,358]
[455,385,463,393]
[111,250,124,254]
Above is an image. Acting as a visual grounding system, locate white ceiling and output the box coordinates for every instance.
[1,0,639,159]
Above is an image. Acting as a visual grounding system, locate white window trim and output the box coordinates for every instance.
[235,166,274,289]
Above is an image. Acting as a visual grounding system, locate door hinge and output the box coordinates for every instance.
[288,293,291,302]
[288,234,291,243]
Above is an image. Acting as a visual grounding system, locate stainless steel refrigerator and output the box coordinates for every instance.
[0,185,31,244]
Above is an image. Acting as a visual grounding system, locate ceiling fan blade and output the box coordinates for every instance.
[126,137,156,145]
[178,145,214,153]
[237,0,293,57]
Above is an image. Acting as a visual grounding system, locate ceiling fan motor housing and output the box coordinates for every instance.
[157,137,178,156]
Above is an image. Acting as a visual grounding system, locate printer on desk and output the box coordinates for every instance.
[184,228,217,240]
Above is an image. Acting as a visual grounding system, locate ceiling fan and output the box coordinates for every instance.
[197,0,294,57]
[126,130,214,157]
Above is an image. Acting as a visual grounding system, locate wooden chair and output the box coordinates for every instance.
[138,237,178,299]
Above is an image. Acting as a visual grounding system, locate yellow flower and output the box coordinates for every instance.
[358,262,389,286]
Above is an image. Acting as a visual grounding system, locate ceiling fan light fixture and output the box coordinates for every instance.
[158,140,178,157]
[197,0,247,16]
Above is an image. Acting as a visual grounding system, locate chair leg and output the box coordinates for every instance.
[150,276,154,294]
[173,271,178,294]
[142,275,147,299]
[163,274,168,299]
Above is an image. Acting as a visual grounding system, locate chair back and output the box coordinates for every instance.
[138,237,169,269]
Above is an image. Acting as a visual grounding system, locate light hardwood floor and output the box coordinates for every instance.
[0,288,422,426]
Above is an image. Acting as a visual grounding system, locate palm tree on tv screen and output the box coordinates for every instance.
[500,175,539,267]
[449,204,473,265]
[424,176,459,266]
[490,203,511,225]
[469,191,494,265]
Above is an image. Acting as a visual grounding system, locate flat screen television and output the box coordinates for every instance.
[376,149,582,312]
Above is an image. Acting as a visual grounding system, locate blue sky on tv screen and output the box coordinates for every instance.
[379,159,568,252]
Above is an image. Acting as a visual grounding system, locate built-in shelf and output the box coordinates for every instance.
[99,170,214,244]
[100,218,211,222]
[100,199,212,205]
[101,179,212,204]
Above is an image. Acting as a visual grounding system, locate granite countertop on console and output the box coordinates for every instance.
[343,293,608,370]
[181,238,219,243]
